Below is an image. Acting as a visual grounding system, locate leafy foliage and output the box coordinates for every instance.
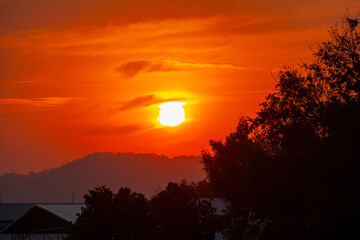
[66,182,222,240]
[151,181,221,240]
[66,186,153,240]
[202,16,360,239]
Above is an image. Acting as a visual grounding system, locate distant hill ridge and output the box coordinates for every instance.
[0,152,204,203]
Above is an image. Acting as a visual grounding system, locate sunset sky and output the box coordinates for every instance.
[1,0,359,174]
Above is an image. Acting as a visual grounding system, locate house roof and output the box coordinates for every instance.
[1,204,84,234]
[36,204,84,222]
[0,203,35,222]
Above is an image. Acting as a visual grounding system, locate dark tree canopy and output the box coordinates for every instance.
[66,182,222,240]
[66,186,154,240]
[202,16,360,239]
[150,181,221,240]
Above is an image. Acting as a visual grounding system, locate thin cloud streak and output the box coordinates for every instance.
[0,17,222,55]
[118,95,186,111]
[115,60,177,78]
[0,97,83,113]
[0,13,334,56]
[116,59,245,78]
[0,97,81,106]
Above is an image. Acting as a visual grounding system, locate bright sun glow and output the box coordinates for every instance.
[158,102,186,127]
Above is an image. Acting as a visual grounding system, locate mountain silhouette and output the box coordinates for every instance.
[0,152,204,203]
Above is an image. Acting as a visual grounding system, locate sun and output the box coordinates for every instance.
[158,102,186,127]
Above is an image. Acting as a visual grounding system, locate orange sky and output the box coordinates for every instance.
[1,0,359,174]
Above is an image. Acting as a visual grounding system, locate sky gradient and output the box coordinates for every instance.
[1,0,360,174]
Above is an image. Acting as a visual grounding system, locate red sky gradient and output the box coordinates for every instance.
[1,0,360,174]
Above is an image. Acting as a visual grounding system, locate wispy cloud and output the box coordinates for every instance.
[0,15,296,57]
[115,59,244,78]
[118,94,186,111]
[0,97,82,113]
[115,60,177,78]
[0,17,221,55]
[167,60,245,70]
[12,80,39,84]
[0,97,74,106]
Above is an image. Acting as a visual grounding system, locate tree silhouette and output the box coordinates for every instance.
[66,182,223,240]
[202,15,360,239]
[150,181,221,240]
[66,186,115,240]
[66,186,154,240]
